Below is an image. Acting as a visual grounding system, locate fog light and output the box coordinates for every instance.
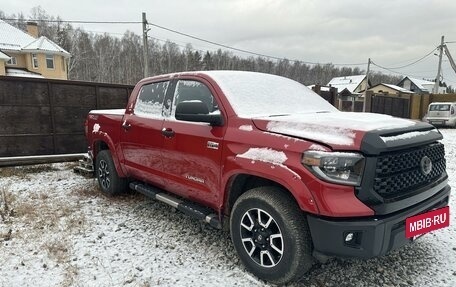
[345,232,354,242]
[343,231,362,248]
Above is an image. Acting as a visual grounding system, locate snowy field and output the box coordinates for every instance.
[0,129,455,287]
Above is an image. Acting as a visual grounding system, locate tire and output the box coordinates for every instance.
[230,186,313,284]
[95,150,127,196]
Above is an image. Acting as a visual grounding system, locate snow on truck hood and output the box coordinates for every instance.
[252,111,422,149]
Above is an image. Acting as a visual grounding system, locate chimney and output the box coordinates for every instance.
[26,22,39,38]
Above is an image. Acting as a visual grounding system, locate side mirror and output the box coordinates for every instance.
[175,101,223,126]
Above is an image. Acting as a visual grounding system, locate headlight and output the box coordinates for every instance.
[302,151,365,186]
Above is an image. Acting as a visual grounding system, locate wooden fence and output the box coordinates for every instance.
[0,76,133,157]
[310,85,338,107]
[365,92,456,120]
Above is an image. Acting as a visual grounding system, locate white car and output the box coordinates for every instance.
[426,102,456,127]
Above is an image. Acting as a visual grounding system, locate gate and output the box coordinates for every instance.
[371,94,411,118]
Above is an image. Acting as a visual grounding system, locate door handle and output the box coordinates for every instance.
[161,127,175,138]
[122,121,132,130]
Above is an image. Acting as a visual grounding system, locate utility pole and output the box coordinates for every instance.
[433,35,444,94]
[362,58,371,112]
[142,12,149,78]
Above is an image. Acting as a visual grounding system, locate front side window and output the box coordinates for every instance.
[134,81,169,118]
[6,56,17,65]
[171,80,219,118]
[46,54,54,69]
[31,53,38,69]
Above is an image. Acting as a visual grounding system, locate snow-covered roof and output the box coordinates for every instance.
[406,77,435,91]
[22,36,70,56]
[307,84,331,92]
[0,20,36,51]
[382,83,413,93]
[5,68,44,78]
[0,20,70,57]
[0,50,10,60]
[327,75,366,93]
[371,83,414,93]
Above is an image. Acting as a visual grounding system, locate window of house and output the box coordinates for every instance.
[31,53,38,69]
[6,56,17,65]
[46,54,54,69]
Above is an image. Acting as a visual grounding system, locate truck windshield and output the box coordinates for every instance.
[205,71,338,117]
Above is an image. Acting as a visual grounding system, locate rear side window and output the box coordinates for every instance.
[135,81,169,118]
[429,104,450,111]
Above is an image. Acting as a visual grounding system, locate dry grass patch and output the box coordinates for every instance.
[72,182,99,198]
[0,164,60,179]
[0,187,16,222]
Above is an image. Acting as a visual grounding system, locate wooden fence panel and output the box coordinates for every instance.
[98,86,131,109]
[0,76,134,157]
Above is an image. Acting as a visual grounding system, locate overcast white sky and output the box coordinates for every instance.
[2,0,456,86]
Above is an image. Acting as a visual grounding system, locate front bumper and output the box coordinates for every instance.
[307,184,450,258]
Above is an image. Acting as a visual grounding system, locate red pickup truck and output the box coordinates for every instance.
[85,71,450,284]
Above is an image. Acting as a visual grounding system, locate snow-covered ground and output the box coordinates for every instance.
[0,129,455,287]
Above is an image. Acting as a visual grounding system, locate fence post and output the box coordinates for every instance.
[364,91,373,112]
[330,87,338,108]
[47,82,57,154]
[95,85,100,109]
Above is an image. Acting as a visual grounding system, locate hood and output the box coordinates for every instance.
[252,112,442,155]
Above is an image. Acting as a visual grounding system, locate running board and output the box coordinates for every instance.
[129,182,222,229]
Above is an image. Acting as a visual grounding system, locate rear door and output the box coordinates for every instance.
[120,80,170,186]
[428,103,451,119]
[160,78,226,209]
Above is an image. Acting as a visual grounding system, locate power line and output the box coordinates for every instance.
[146,21,367,66]
[371,48,437,70]
[1,18,141,24]
[2,16,367,66]
[370,61,430,79]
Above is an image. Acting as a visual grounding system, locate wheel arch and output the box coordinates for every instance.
[92,139,126,178]
[222,172,317,228]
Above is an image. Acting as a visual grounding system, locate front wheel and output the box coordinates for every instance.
[230,186,313,284]
[96,150,127,196]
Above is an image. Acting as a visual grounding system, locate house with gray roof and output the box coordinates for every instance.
[397,76,446,94]
[327,75,370,97]
[327,75,371,111]
[0,20,70,79]
[368,83,414,95]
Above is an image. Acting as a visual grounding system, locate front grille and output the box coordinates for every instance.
[373,143,446,199]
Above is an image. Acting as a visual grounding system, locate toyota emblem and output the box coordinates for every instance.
[420,156,433,175]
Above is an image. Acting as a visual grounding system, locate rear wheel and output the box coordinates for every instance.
[230,186,313,284]
[96,150,127,195]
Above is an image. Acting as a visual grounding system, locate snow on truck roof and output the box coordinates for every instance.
[201,71,338,117]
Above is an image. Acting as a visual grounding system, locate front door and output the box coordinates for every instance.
[161,78,226,209]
